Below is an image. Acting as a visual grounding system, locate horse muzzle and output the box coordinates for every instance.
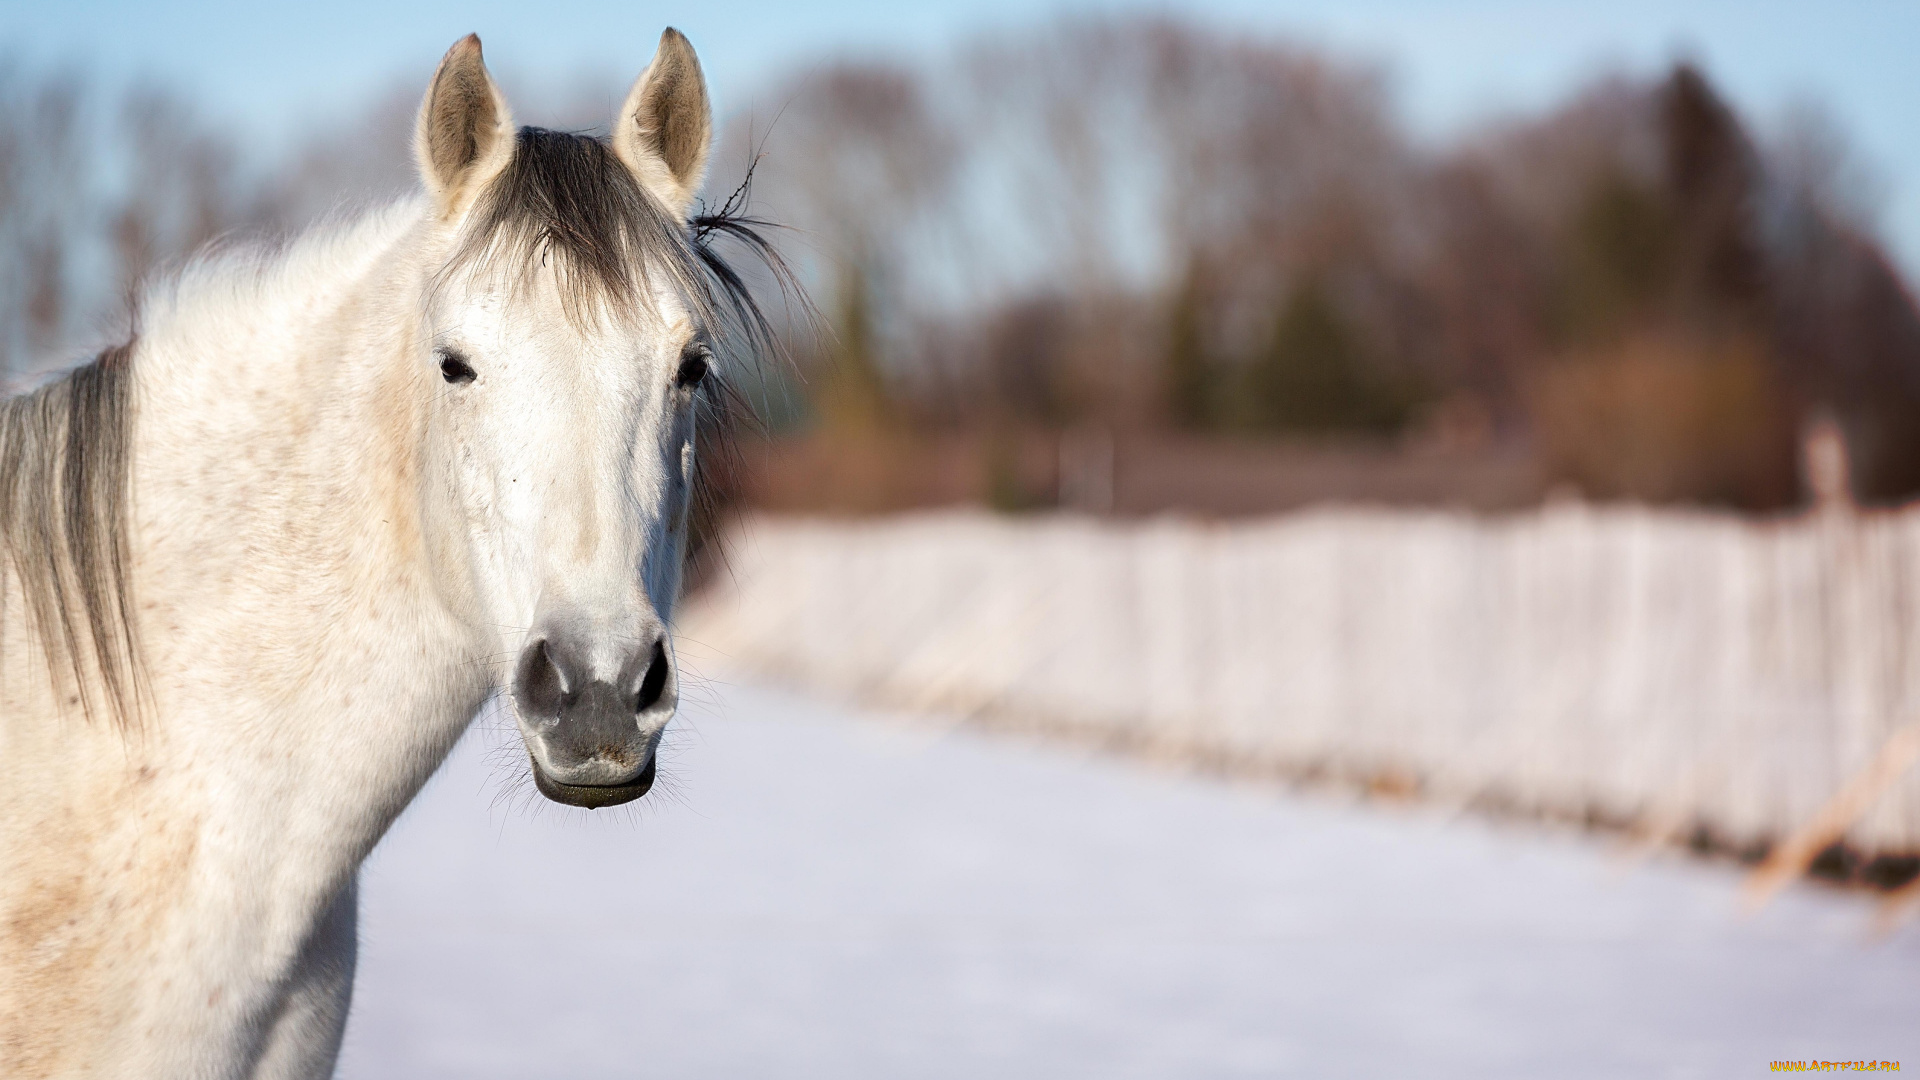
[511,630,675,809]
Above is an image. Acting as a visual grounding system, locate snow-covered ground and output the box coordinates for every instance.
[337,681,1920,1079]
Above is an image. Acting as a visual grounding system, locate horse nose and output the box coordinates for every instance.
[512,630,674,798]
[513,634,672,719]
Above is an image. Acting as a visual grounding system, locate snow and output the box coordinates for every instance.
[337,680,1920,1079]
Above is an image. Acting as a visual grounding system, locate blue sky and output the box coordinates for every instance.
[5,0,1917,275]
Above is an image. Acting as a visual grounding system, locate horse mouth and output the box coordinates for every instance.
[530,754,657,809]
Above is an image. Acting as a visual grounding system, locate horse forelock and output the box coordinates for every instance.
[0,339,145,732]
[442,127,709,329]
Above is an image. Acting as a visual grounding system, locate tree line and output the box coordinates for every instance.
[730,19,1920,509]
[4,18,1918,509]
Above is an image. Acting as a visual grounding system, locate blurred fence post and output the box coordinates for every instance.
[684,501,1920,861]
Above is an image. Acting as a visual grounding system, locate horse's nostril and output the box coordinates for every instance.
[636,639,670,713]
[514,638,567,718]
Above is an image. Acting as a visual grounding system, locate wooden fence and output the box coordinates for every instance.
[679,504,1920,857]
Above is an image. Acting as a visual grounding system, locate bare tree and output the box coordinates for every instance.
[0,62,273,384]
[0,64,87,380]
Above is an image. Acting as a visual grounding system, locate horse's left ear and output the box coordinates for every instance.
[612,28,711,220]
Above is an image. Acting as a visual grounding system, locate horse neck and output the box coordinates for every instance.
[130,200,489,862]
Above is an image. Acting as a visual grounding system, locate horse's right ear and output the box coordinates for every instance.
[415,34,515,215]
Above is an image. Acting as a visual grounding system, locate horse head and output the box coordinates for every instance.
[413,31,725,808]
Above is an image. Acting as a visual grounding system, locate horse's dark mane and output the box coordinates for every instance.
[685,160,809,586]
[691,161,801,370]
[0,339,144,730]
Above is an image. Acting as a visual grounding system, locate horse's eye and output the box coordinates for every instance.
[438,349,477,385]
[675,348,709,389]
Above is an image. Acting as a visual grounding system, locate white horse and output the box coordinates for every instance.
[0,30,770,1078]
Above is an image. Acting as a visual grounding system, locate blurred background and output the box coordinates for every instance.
[7,2,1920,1074]
[5,1,1920,516]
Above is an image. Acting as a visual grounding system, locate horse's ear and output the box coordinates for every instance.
[415,34,515,214]
[612,28,711,220]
